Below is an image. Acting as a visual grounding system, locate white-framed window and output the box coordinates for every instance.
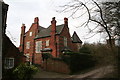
[26,42,30,49]
[24,54,30,61]
[35,41,42,53]
[46,40,50,47]
[4,58,14,69]
[64,37,67,47]
[29,32,32,36]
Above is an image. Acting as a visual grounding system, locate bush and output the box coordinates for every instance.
[13,63,39,80]
[61,52,96,73]
[42,53,52,61]
[3,68,15,80]
[79,45,91,54]
[79,43,117,66]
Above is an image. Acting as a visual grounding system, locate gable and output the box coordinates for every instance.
[72,31,82,43]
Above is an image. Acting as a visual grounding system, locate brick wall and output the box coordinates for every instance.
[20,17,81,65]
[57,23,79,53]
[41,58,70,74]
[3,35,25,67]
[22,18,39,63]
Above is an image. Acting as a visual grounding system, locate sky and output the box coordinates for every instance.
[4,0,104,47]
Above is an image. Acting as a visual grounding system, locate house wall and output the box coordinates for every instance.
[2,2,25,79]
[3,35,25,67]
[34,37,51,64]
[23,21,39,63]
[58,25,79,53]
[20,17,81,65]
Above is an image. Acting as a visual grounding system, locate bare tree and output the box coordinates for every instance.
[101,2,120,37]
[58,0,119,77]
[58,0,119,47]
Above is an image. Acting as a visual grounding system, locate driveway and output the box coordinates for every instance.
[33,65,114,78]
[33,67,71,78]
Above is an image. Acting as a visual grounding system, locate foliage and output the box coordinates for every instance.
[13,63,39,80]
[61,52,96,73]
[3,68,16,80]
[80,43,118,66]
[79,43,93,54]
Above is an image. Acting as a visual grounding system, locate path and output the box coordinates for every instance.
[33,65,114,78]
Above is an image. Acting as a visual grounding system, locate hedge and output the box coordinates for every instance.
[61,52,96,73]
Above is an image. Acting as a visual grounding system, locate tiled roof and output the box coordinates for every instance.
[72,31,82,43]
[35,24,64,38]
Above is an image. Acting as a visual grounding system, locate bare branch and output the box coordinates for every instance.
[84,33,98,39]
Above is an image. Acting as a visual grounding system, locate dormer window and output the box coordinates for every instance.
[29,32,32,36]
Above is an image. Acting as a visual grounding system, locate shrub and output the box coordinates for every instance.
[42,53,52,61]
[61,52,96,73]
[13,63,39,80]
[3,68,15,80]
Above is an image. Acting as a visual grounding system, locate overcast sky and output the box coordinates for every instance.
[4,0,103,47]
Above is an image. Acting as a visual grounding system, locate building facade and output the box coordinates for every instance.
[1,1,25,79]
[19,17,82,64]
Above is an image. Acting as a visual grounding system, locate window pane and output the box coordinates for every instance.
[64,37,67,47]
[35,41,42,53]
[4,58,14,69]
[46,40,49,46]
[26,42,30,49]
[29,32,32,36]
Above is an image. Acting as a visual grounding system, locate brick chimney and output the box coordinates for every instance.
[34,17,39,23]
[64,17,68,26]
[19,24,26,52]
[51,17,57,57]
[34,17,39,35]
[51,17,56,34]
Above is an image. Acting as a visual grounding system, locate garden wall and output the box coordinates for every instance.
[41,58,70,74]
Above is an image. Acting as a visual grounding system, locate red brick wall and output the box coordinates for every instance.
[20,17,81,65]
[19,24,26,52]
[34,37,51,64]
[41,58,70,74]
[57,24,79,55]
[23,20,39,63]
[34,53,42,64]
[50,17,57,57]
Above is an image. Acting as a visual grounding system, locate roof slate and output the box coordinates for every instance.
[72,31,82,43]
[35,24,64,38]
[35,24,82,44]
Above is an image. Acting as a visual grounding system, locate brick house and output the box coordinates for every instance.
[1,1,25,79]
[19,17,82,64]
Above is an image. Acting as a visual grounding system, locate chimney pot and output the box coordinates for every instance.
[64,17,68,25]
[64,17,68,21]
[34,17,39,23]
[52,17,55,20]
[22,23,25,26]
[51,17,56,24]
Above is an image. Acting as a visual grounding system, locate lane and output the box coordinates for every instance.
[33,65,114,78]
